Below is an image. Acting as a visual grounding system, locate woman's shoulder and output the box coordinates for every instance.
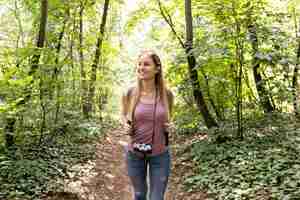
[123,86,136,99]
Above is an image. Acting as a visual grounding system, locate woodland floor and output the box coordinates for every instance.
[43,126,208,200]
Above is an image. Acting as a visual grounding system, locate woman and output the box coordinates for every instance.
[121,50,174,200]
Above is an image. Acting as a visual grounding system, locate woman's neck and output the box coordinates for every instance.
[141,79,156,94]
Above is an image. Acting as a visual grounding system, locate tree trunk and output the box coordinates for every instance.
[185,0,218,128]
[71,17,76,107]
[293,19,300,117]
[14,0,25,68]
[35,0,49,145]
[7,0,48,149]
[236,40,243,139]
[79,1,89,118]
[86,0,110,117]
[54,18,67,124]
[232,1,244,140]
[200,70,224,121]
[248,24,274,113]
[29,0,48,76]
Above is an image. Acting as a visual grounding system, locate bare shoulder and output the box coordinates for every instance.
[122,85,136,99]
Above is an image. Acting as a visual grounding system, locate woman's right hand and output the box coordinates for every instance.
[122,117,133,135]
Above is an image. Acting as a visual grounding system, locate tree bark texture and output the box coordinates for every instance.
[157,0,218,128]
[79,1,89,118]
[185,0,218,128]
[157,0,185,48]
[293,43,300,116]
[29,0,48,76]
[54,19,67,123]
[201,70,224,121]
[248,24,274,113]
[293,19,300,117]
[8,0,49,149]
[86,0,110,116]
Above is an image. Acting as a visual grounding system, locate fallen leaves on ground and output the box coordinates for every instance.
[44,127,209,200]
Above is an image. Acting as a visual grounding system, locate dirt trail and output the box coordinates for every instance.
[44,127,206,200]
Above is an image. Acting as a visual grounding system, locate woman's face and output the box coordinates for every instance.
[136,54,158,81]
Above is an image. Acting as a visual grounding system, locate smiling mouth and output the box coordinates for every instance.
[138,72,147,75]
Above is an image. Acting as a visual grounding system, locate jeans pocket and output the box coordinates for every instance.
[127,150,144,160]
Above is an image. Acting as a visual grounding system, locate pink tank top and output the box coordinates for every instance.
[129,99,168,156]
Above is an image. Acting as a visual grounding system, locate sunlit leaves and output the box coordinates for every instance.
[124,5,151,34]
[287,0,300,15]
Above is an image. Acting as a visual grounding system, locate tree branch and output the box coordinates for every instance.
[156,0,185,48]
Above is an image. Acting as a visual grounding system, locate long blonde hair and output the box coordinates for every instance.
[127,50,171,121]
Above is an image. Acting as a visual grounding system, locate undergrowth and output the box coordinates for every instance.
[0,117,116,200]
[183,113,300,199]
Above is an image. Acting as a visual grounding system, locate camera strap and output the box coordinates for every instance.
[130,87,157,158]
[151,87,158,147]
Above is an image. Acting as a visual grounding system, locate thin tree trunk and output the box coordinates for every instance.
[79,1,89,118]
[70,17,76,107]
[248,24,274,113]
[200,69,224,121]
[14,0,25,46]
[6,0,25,149]
[54,19,67,124]
[293,45,300,117]
[243,68,260,107]
[232,2,243,140]
[29,0,48,76]
[7,0,48,149]
[234,41,243,139]
[293,18,300,117]
[156,0,185,48]
[14,0,25,68]
[36,0,50,145]
[157,0,217,128]
[185,0,218,128]
[86,0,110,117]
[39,83,46,145]
[236,41,243,139]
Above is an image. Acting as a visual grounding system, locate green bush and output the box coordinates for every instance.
[184,117,300,199]
[0,116,114,200]
[173,104,206,135]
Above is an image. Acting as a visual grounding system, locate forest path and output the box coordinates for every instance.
[44,126,207,200]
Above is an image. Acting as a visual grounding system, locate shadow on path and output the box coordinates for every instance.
[44,127,207,200]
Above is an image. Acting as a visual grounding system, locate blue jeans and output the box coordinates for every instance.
[125,150,171,200]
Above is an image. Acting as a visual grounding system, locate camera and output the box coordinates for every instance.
[133,143,152,154]
[128,120,153,154]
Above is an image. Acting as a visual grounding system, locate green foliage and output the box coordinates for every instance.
[124,5,152,34]
[185,114,300,199]
[1,0,300,198]
[173,103,205,135]
[0,116,113,200]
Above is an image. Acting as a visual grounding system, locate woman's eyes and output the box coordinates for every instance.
[138,62,151,66]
